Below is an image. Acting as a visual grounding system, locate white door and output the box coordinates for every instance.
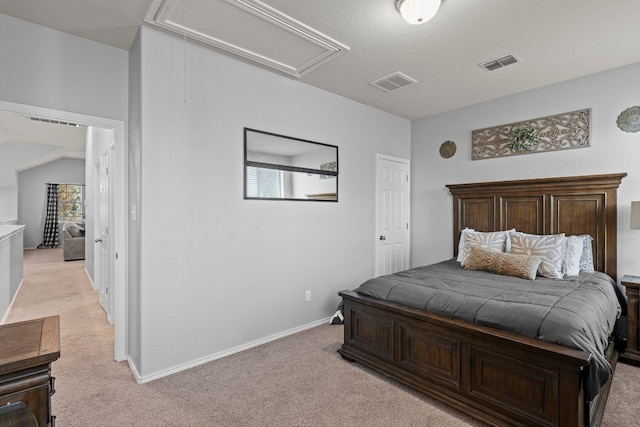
[375,154,410,277]
[97,148,111,317]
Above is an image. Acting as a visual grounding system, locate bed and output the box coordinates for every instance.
[338,173,627,427]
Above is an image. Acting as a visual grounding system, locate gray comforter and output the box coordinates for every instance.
[353,258,622,400]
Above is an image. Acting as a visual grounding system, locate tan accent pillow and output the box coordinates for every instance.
[464,246,542,280]
[509,233,565,279]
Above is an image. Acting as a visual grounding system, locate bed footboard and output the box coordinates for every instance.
[338,290,595,427]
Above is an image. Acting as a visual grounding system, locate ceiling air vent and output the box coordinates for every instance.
[370,72,417,92]
[479,54,520,72]
[30,117,79,127]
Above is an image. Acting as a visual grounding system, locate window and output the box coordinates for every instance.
[246,167,283,198]
[58,184,84,222]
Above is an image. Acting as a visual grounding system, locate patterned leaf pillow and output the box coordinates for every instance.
[459,229,514,266]
[509,233,565,279]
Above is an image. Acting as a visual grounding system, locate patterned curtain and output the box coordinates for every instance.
[38,183,59,248]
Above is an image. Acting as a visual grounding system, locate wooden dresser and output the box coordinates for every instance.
[0,316,60,426]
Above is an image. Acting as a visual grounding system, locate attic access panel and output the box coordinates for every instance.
[147,0,349,77]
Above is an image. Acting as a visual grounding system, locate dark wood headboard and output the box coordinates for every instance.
[446,173,626,280]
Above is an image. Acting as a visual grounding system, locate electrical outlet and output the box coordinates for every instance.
[305,290,311,301]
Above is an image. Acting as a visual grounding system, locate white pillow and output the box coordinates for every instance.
[578,234,595,273]
[562,235,584,277]
[509,233,565,279]
[459,229,515,266]
[456,228,475,262]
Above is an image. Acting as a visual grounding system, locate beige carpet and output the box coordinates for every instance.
[4,248,639,426]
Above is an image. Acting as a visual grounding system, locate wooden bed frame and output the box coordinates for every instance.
[339,173,626,427]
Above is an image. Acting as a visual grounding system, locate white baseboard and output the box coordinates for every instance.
[84,267,98,291]
[133,316,331,384]
[127,356,143,382]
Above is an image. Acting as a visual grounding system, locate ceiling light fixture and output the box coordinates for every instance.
[396,0,442,25]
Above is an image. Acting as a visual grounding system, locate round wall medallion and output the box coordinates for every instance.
[616,106,640,133]
[439,140,457,158]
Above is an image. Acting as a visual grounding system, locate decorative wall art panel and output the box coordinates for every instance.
[471,109,591,160]
[320,161,337,179]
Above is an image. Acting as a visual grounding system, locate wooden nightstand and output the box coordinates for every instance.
[621,276,640,365]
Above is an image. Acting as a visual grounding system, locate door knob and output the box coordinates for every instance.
[95,238,102,243]
[379,235,386,241]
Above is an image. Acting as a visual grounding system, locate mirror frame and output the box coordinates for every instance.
[244,128,338,202]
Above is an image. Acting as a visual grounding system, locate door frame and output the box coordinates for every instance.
[375,154,410,277]
[1,100,128,362]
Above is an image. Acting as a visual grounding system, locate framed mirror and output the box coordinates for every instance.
[244,128,338,201]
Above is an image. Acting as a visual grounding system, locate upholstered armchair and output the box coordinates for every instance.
[62,222,85,261]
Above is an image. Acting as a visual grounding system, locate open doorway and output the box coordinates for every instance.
[0,99,127,361]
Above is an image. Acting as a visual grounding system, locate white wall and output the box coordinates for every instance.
[0,189,17,222]
[0,14,128,122]
[411,61,640,279]
[131,26,410,379]
[17,158,85,249]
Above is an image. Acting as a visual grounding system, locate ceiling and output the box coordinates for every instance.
[1,0,639,121]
